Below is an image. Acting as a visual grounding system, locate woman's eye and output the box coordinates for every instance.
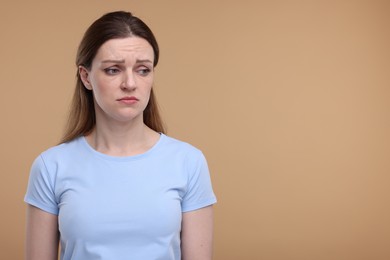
[104,68,120,75]
[137,68,151,76]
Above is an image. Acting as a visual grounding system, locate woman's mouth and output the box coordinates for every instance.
[117,96,139,104]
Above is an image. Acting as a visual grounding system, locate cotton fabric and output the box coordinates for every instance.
[25,134,216,260]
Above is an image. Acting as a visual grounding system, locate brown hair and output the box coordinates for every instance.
[60,11,165,143]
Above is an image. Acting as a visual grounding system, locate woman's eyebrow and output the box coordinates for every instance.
[101,59,152,64]
[101,59,125,63]
[136,59,153,64]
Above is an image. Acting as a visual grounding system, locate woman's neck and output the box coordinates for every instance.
[85,120,160,157]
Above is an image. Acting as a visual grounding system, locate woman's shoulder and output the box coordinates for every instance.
[29,137,85,175]
[38,136,84,161]
[161,134,198,149]
[159,134,204,158]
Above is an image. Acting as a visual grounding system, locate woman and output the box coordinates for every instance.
[25,11,216,260]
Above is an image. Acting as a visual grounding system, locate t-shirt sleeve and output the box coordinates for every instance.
[24,155,59,215]
[181,151,217,212]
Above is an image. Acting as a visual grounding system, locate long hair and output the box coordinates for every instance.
[60,11,165,144]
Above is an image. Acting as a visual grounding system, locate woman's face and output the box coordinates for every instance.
[80,37,155,125]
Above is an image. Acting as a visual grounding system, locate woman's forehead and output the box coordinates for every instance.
[95,37,154,61]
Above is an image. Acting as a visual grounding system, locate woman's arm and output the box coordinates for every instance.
[26,205,59,260]
[181,205,214,260]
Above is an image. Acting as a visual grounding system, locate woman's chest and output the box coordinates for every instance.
[56,162,186,242]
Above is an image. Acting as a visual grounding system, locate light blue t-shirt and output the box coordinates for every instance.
[25,134,217,260]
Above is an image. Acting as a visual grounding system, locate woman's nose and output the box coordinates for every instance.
[121,70,136,91]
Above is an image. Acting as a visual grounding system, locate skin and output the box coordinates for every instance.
[25,206,59,260]
[182,206,214,260]
[80,36,159,156]
[26,37,214,260]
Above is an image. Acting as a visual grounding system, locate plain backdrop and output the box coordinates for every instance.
[1,1,390,259]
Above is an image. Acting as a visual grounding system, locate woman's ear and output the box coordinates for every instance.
[79,66,92,90]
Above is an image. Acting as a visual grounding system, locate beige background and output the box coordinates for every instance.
[1,1,390,259]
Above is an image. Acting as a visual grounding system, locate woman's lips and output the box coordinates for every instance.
[117,96,139,104]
